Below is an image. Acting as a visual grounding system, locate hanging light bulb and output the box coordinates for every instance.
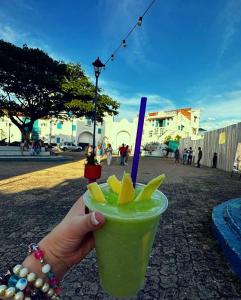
[111,54,114,61]
[122,40,127,48]
[137,16,143,27]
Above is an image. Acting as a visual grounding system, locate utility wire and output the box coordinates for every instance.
[104,0,156,66]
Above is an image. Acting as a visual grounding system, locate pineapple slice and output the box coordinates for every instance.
[118,173,135,205]
[87,182,106,203]
[107,175,121,194]
[135,174,165,202]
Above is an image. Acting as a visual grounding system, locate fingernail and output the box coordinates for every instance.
[91,212,104,226]
[91,212,99,225]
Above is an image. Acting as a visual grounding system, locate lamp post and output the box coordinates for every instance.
[49,119,53,144]
[71,119,74,143]
[8,123,12,145]
[92,57,105,153]
[68,111,74,143]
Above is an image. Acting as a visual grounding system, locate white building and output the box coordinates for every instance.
[0,107,201,150]
[0,115,104,148]
[144,107,201,144]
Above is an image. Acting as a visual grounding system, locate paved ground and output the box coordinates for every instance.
[1,154,241,299]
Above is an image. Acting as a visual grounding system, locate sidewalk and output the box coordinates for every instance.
[0,156,241,299]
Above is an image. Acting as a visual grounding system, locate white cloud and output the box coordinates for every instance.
[218,0,241,57]
[198,90,241,130]
[0,25,27,43]
[0,23,69,62]
[98,78,177,121]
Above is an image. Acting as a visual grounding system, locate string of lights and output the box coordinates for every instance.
[104,0,156,66]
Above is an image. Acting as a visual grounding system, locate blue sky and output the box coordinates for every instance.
[0,0,241,130]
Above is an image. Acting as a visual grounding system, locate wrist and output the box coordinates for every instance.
[22,236,68,280]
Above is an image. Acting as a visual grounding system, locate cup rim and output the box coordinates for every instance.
[83,182,168,220]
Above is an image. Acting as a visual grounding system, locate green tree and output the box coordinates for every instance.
[0,41,119,140]
[174,134,181,142]
[164,135,172,144]
[61,64,119,122]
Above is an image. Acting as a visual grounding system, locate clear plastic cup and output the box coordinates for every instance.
[83,183,168,298]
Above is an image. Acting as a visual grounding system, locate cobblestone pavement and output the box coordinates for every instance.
[1,155,241,299]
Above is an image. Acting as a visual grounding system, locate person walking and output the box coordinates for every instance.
[105,143,113,166]
[197,147,202,168]
[187,147,193,165]
[125,145,131,165]
[174,148,180,164]
[119,143,126,166]
[96,144,103,164]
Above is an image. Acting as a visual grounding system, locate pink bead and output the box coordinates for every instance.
[34,249,44,259]
[49,277,58,286]
[55,287,62,295]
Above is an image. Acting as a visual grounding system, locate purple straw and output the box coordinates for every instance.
[131,97,147,186]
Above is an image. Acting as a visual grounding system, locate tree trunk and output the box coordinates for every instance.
[9,115,34,142]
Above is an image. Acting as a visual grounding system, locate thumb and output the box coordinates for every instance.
[72,212,105,237]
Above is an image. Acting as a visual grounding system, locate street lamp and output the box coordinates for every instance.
[49,119,53,144]
[68,111,74,143]
[8,123,12,145]
[92,57,105,153]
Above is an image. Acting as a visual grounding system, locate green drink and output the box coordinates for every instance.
[83,183,168,298]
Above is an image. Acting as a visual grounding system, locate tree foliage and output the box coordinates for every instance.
[174,134,182,141]
[0,40,119,140]
[62,64,119,122]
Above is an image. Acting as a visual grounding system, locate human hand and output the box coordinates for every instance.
[23,196,105,279]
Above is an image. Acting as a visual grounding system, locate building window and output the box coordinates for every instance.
[194,116,197,122]
[57,122,62,129]
[72,124,76,131]
[178,126,181,130]
[56,137,61,143]
[98,128,102,134]
[85,117,92,126]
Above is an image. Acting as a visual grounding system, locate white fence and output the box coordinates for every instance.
[179,122,241,172]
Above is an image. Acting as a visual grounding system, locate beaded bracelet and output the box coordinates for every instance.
[28,244,61,297]
[0,264,58,300]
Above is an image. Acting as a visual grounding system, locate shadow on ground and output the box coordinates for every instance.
[1,171,241,299]
[0,152,85,181]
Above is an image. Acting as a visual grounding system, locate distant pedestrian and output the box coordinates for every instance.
[86,144,93,156]
[197,147,202,168]
[187,147,193,165]
[119,143,126,166]
[212,152,218,168]
[125,145,131,165]
[105,143,113,166]
[183,148,188,164]
[96,144,103,164]
[32,140,41,156]
[20,140,24,155]
[174,148,180,164]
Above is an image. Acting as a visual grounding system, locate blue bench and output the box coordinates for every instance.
[212,198,241,280]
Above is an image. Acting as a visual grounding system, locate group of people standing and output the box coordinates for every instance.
[20,140,42,156]
[86,143,113,166]
[174,146,203,167]
[86,143,131,167]
[118,144,131,166]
